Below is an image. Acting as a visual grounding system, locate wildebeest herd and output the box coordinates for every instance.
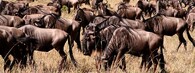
[1,0,195,72]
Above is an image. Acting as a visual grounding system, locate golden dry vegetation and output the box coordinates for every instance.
[0,0,195,73]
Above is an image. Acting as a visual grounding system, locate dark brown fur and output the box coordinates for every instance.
[0,15,25,27]
[50,18,81,67]
[102,27,165,73]
[19,25,69,70]
[117,2,143,20]
[144,15,195,51]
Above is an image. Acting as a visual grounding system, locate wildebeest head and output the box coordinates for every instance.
[0,1,9,12]
[34,18,45,28]
[74,8,94,25]
[81,24,98,56]
[117,2,130,16]
[44,14,58,28]
[159,0,168,9]
[2,1,29,17]
[74,8,85,22]
[97,2,108,16]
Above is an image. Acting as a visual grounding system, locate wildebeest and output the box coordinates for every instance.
[122,0,130,3]
[0,15,25,27]
[22,14,44,26]
[186,13,195,31]
[180,0,195,7]
[96,2,117,16]
[42,17,81,67]
[81,22,127,72]
[17,0,35,2]
[19,4,61,18]
[137,0,157,17]
[74,8,95,33]
[22,13,58,28]
[0,1,9,13]
[0,26,34,70]
[92,16,146,30]
[117,2,143,20]
[175,8,187,19]
[91,0,103,9]
[158,6,178,17]
[51,0,90,13]
[166,0,181,9]
[157,2,187,19]
[180,0,190,7]
[81,15,146,71]
[19,25,69,69]
[1,1,29,16]
[144,15,195,51]
[101,26,165,73]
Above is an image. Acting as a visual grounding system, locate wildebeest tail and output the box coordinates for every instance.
[159,38,166,71]
[186,24,195,46]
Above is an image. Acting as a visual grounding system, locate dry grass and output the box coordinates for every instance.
[1,0,195,73]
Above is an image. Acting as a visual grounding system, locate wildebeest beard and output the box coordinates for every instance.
[81,30,98,56]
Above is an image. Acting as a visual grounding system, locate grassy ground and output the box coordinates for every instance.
[1,0,195,73]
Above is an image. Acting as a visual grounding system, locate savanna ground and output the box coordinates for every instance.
[1,0,195,73]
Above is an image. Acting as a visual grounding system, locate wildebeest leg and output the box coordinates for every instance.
[56,46,67,70]
[3,55,11,70]
[95,56,101,72]
[146,55,152,72]
[106,55,116,71]
[29,49,35,65]
[176,33,187,51]
[75,28,81,50]
[140,54,147,70]
[12,51,27,68]
[113,51,124,70]
[159,45,166,73]
[68,36,78,67]
[110,55,126,72]
[186,28,195,47]
[151,52,158,73]
[119,56,126,72]
[9,59,17,69]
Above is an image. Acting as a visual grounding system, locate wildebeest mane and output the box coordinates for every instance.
[95,16,122,33]
[37,13,59,28]
[0,15,9,24]
[143,15,163,33]
[104,26,138,59]
[35,5,61,16]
